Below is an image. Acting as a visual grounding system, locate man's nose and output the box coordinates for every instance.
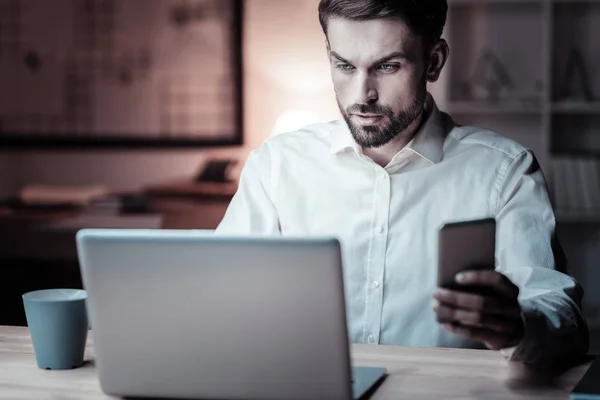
[354,73,379,105]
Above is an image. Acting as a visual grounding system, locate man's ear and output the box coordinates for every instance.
[325,39,331,56]
[426,39,449,83]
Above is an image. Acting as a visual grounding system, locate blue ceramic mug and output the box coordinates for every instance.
[22,289,89,370]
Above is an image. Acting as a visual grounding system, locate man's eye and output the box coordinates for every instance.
[378,64,399,72]
[337,63,354,71]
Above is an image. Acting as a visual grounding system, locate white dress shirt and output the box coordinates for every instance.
[216,94,588,363]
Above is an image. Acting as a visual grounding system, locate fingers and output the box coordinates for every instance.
[433,288,521,318]
[433,302,517,334]
[455,270,519,299]
[434,271,524,350]
[441,323,508,351]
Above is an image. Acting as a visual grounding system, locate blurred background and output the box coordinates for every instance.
[0,0,599,350]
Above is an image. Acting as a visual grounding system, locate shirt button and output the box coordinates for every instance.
[375,226,384,234]
[373,281,380,289]
[368,335,375,343]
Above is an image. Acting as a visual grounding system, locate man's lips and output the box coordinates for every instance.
[352,114,384,124]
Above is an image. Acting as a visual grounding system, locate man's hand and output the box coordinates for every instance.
[432,270,524,350]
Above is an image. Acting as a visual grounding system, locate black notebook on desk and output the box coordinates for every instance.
[572,357,600,400]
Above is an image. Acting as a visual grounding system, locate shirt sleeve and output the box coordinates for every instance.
[493,150,589,364]
[215,147,281,235]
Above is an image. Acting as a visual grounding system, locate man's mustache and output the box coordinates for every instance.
[346,103,393,116]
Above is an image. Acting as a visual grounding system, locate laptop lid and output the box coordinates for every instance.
[76,229,355,400]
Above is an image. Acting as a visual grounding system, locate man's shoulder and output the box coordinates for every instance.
[262,120,346,153]
[447,124,529,161]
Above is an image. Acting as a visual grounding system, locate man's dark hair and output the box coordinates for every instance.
[318,0,448,47]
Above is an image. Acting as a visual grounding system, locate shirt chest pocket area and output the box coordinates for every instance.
[275,180,374,236]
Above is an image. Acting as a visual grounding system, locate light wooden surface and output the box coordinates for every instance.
[0,326,591,400]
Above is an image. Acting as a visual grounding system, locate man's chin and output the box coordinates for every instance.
[350,130,394,149]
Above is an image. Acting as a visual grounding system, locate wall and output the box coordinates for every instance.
[243,0,339,150]
[1,0,339,194]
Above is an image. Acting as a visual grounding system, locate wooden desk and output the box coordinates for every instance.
[0,326,592,400]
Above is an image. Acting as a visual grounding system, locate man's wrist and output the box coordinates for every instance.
[500,309,528,361]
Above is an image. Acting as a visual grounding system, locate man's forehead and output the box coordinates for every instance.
[327,18,420,63]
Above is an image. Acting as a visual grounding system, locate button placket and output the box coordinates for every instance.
[364,168,391,345]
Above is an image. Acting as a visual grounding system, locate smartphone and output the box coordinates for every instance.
[437,218,496,296]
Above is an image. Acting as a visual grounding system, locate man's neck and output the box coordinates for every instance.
[362,108,426,168]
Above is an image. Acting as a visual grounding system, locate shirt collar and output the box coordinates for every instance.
[328,121,361,155]
[404,94,447,164]
[329,93,450,164]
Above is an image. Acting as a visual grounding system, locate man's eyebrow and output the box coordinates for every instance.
[330,51,408,66]
[330,51,352,64]
[372,52,408,65]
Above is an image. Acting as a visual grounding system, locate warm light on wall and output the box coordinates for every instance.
[271,109,320,136]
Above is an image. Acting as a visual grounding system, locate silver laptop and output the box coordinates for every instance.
[76,229,387,400]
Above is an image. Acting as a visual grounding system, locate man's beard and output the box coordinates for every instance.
[338,92,426,149]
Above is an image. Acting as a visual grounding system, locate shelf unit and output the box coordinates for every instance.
[552,102,600,114]
[431,0,600,326]
[446,101,542,115]
[431,0,600,223]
